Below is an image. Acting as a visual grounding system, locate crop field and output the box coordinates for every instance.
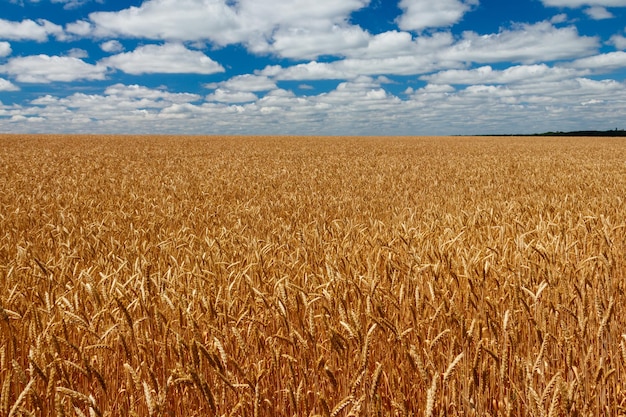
[1,134,625,417]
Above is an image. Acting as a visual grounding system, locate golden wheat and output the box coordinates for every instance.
[0,134,625,416]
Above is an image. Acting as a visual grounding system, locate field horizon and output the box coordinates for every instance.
[1,134,625,416]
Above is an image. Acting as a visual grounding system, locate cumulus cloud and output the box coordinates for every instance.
[51,0,100,10]
[103,84,201,103]
[65,20,92,36]
[312,76,396,107]
[241,0,370,56]
[422,64,587,85]
[205,74,276,92]
[541,0,626,6]
[397,0,478,31]
[550,13,569,23]
[2,70,625,135]
[440,22,598,64]
[263,62,347,80]
[258,32,457,80]
[238,0,370,29]
[88,0,365,42]
[88,0,240,43]
[262,22,597,81]
[206,89,258,103]
[9,115,46,124]
[77,0,370,59]
[0,55,107,83]
[452,77,623,105]
[101,43,224,75]
[67,0,599,66]
[0,77,19,91]
[100,40,124,53]
[66,48,88,58]
[346,31,415,59]
[405,76,626,133]
[584,6,614,18]
[264,25,370,59]
[568,51,626,71]
[0,18,65,41]
[609,34,626,49]
[20,84,252,132]
[28,84,202,128]
[0,42,11,57]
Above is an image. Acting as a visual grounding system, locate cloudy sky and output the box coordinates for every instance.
[1,0,625,135]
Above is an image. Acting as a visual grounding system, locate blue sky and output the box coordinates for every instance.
[1,0,625,135]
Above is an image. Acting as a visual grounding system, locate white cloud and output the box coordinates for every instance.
[339,30,454,62]
[88,0,368,43]
[264,25,370,59]
[550,13,569,23]
[206,89,258,103]
[241,0,370,57]
[609,34,626,49]
[408,83,455,96]
[65,20,92,36]
[0,18,65,41]
[88,0,241,43]
[453,77,623,104]
[264,62,348,80]
[405,77,626,133]
[80,0,370,59]
[336,55,451,76]
[397,0,478,31]
[100,40,124,53]
[103,84,201,103]
[440,22,598,64]
[541,0,626,6]
[258,32,458,80]
[312,76,397,107]
[66,48,88,58]
[237,0,369,28]
[9,115,45,123]
[21,85,237,132]
[0,77,19,91]
[206,74,276,92]
[262,23,598,81]
[3,73,626,135]
[346,31,415,59]
[27,84,202,128]
[0,42,11,57]
[584,6,614,18]
[0,55,107,83]
[422,64,587,85]
[51,0,99,10]
[101,43,224,75]
[568,51,626,71]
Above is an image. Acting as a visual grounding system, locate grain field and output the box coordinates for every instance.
[1,135,625,416]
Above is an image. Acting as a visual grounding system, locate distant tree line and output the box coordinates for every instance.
[533,129,626,137]
[476,129,626,137]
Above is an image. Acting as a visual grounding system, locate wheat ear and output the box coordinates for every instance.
[425,373,438,417]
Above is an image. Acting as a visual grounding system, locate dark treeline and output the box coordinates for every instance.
[534,129,626,137]
[477,129,626,137]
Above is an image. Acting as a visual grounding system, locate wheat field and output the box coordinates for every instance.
[1,134,625,416]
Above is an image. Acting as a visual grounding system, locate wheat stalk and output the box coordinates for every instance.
[443,352,464,385]
[8,379,34,417]
[330,395,354,417]
[369,362,383,399]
